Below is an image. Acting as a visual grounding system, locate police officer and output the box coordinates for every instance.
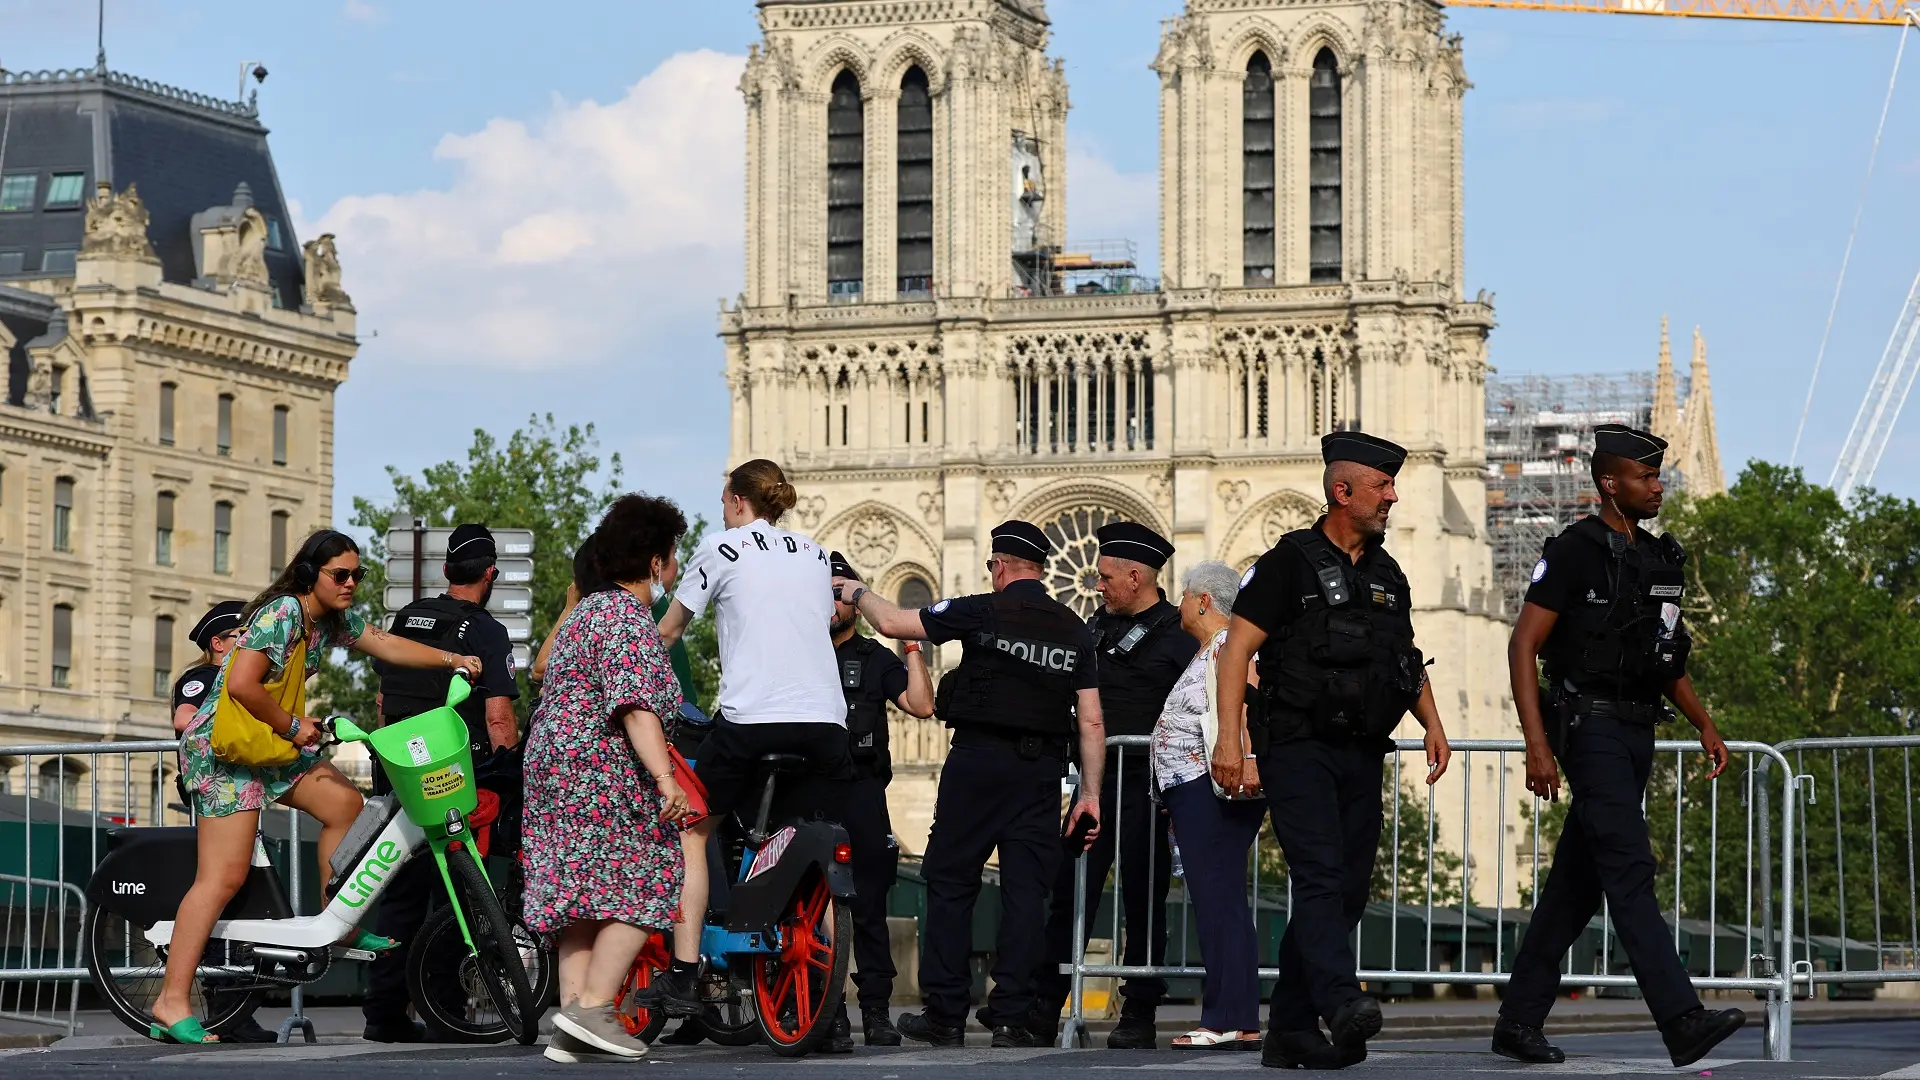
[1493,424,1743,1069]
[366,523,522,1043]
[826,550,935,1051]
[1213,432,1452,1071]
[1032,522,1196,1049]
[832,521,1105,1048]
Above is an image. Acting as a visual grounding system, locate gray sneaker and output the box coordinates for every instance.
[552,1003,648,1059]
[543,1029,628,1064]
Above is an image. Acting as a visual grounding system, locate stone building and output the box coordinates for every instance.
[723,0,1517,895]
[0,65,356,817]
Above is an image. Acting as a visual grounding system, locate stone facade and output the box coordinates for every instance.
[727,0,1519,899]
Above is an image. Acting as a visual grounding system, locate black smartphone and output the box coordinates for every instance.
[1062,809,1097,852]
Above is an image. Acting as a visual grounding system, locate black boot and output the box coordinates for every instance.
[221,1015,279,1044]
[1661,1007,1746,1068]
[1106,1000,1158,1050]
[1327,997,1382,1060]
[897,1010,966,1048]
[863,1005,902,1046]
[1261,1028,1342,1070]
[1027,1002,1061,1046]
[990,1025,1036,1048]
[820,1004,854,1054]
[1490,1017,1565,1064]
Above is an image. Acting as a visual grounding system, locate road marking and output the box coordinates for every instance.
[1876,1066,1920,1078]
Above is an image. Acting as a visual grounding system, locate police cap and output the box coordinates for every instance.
[1321,430,1408,478]
[447,523,496,562]
[1593,424,1667,468]
[990,520,1052,563]
[188,600,246,650]
[1095,521,1173,569]
[829,550,861,582]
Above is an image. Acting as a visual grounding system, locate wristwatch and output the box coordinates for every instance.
[849,586,868,606]
[284,716,303,743]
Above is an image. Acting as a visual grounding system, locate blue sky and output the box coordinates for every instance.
[6,0,1917,522]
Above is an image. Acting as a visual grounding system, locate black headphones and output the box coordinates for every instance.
[291,529,351,590]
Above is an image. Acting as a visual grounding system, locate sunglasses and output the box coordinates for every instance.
[984,558,1001,574]
[323,567,368,586]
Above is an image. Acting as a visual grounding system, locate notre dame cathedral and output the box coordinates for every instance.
[721,0,1515,886]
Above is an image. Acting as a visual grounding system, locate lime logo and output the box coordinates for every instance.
[336,840,403,908]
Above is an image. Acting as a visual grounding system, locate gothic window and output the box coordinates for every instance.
[1042,507,1126,618]
[153,615,174,698]
[156,492,175,566]
[897,66,934,297]
[1308,49,1343,283]
[1243,52,1277,286]
[52,477,74,552]
[827,70,865,303]
[1009,335,1155,456]
[50,603,73,689]
[897,576,933,610]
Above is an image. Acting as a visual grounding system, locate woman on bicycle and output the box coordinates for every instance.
[650,459,853,1015]
[149,529,483,1045]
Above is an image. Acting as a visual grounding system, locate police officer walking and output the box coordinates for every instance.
[826,551,935,1051]
[832,521,1105,1048]
[1492,425,1743,1068]
[366,523,522,1043]
[1032,522,1196,1049]
[1213,432,1452,1071]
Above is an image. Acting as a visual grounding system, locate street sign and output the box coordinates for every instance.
[388,556,534,588]
[386,524,535,559]
[382,584,532,615]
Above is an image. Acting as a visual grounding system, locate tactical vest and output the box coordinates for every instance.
[1259,529,1425,743]
[379,595,489,744]
[938,589,1084,736]
[1087,601,1184,738]
[1540,517,1691,703]
[838,634,892,778]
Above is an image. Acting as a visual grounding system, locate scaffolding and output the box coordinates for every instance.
[1484,371,1675,620]
[1011,234,1160,297]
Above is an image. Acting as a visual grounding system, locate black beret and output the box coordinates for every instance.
[1321,430,1408,478]
[990,520,1051,562]
[447,523,496,561]
[1095,521,1173,569]
[829,550,861,583]
[1593,424,1667,468]
[189,600,246,650]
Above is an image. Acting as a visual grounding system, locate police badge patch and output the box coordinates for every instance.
[181,680,205,698]
[930,599,952,614]
[1240,566,1256,588]
[1531,559,1548,583]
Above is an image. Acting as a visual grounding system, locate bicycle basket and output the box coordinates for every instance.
[366,699,478,830]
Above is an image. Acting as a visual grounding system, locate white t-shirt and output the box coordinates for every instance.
[674,521,845,727]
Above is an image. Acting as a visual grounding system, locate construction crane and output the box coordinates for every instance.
[1446,0,1913,26]
[1831,272,1920,501]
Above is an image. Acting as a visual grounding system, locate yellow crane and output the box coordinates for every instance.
[1445,0,1914,27]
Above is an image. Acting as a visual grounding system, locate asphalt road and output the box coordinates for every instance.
[9,1020,1920,1078]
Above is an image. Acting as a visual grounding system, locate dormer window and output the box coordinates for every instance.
[45,173,86,209]
[0,175,34,213]
[41,248,78,274]
[266,219,285,251]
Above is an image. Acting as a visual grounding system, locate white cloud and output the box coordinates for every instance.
[313,49,746,371]
[342,0,379,23]
[1065,138,1159,277]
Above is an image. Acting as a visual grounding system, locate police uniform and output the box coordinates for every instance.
[1500,425,1704,1036]
[367,524,519,1041]
[829,553,909,1028]
[1235,432,1427,1065]
[906,521,1099,1042]
[1034,522,1196,1045]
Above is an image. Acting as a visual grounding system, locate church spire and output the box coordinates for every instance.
[1682,326,1726,496]
[1650,315,1684,458]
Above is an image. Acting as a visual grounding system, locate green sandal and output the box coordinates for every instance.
[148,1016,217,1044]
[342,930,400,953]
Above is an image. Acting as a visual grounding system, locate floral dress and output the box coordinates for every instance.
[521,589,685,937]
[180,596,366,818]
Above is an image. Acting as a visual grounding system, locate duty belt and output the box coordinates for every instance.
[954,726,1073,762]
[1573,696,1670,726]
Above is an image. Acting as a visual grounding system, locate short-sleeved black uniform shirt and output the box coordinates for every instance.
[171,664,219,715]
[919,578,1100,693]
[1092,597,1199,738]
[376,599,520,743]
[837,634,910,780]
[1522,522,1658,615]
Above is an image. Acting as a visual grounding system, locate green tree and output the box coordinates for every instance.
[1251,784,1465,910]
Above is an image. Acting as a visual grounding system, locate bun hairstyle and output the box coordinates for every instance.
[728,458,799,525]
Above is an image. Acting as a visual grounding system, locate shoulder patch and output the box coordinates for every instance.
[1240,566,1257,588]
[180,679,205,699]
[1530,559,1548,584]
[930,599,952,614]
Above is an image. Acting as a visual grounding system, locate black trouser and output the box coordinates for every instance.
[1261,738,1384,1034]
[846,771,899,1012]
[1036,746,1171,1015]
[1503,714,1700,1028]
[919,737,1066,1027]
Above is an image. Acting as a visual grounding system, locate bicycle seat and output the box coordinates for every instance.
[757,753,808,772]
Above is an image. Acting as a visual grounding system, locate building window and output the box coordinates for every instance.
[272,405,288,465]
[897,66,934,298]
[271,510,289,574]
[52,477,74,552]
[40,248,78,274]
[897,577,933,611]
[153,615,174,698]
[1308,49,1344,283]
[50,604,73,689]
[156,492,175,565]
[0,251,23,274]
[0,174,35,212]
[214,501,233,574]
[159,382,176,445]
[826,70,865,304]
[1243,52,1277,286]
[38,759,82,808]
[217,393,233,456]
[266,218,285,251]
[44,173,86,208]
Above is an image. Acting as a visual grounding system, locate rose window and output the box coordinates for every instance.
[1041,506,1125,618]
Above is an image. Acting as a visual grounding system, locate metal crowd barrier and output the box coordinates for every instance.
[1061,734,1807,1059]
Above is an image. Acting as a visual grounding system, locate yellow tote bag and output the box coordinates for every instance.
[209,630,307,767]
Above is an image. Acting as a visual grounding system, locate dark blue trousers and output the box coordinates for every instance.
[1161,777,1267,1033]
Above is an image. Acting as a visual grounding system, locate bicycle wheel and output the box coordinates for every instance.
[752,873,850,1056]
[84,903,270,1039]
[442,842,541,1045]
[699,999,762,1046]
[407,902,555,1042]
[612,935,673,1044]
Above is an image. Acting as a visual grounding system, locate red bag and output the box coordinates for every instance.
[469,788,501,857]
[669,745,709,827]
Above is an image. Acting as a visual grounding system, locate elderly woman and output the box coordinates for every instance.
[522,494,694,1063]
[1151,561,1266,1050]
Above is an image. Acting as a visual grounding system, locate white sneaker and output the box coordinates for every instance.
[544,1029,633,1063]
[552,1004,648,1059]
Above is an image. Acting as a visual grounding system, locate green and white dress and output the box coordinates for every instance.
[178,596,365,819]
